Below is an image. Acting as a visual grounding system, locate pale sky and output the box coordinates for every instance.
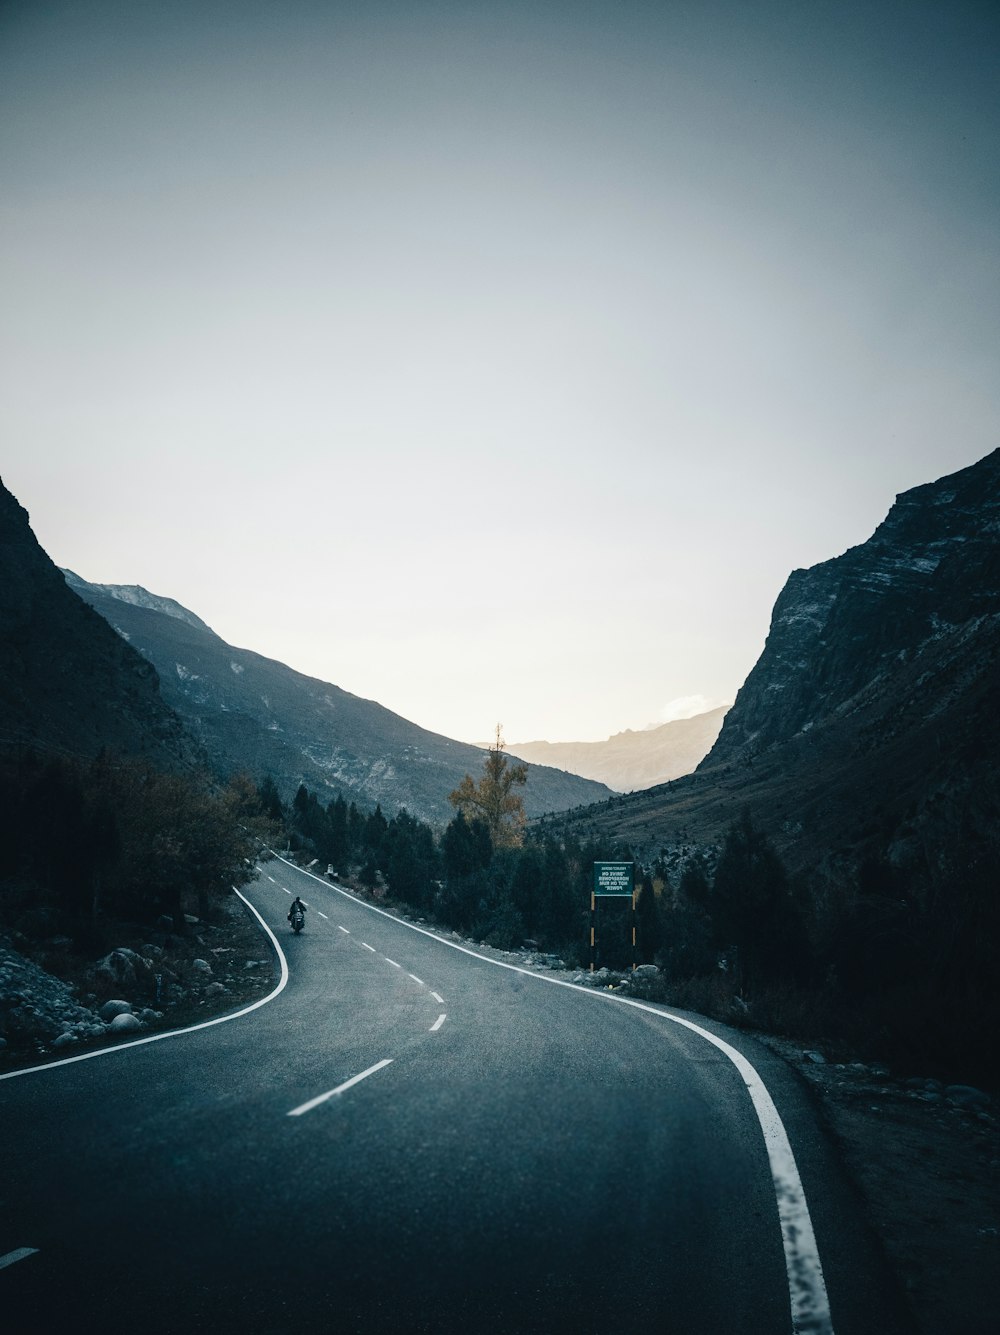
[2,1,997,743]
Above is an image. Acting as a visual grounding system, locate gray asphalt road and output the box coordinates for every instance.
[0,860,912,1334]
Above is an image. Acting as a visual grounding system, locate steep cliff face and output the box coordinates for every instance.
[554,449,999,887]
[0,480,197,768]
[707,448,1000,767]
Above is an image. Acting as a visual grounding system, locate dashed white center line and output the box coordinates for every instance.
[384,957,401,968]
[338,926,350,934]
[360,942,376,953]
[0,1248,39,1271]
[408,974,424,986]
[430,1014,447,1032]
[267,876,276,883]
[431,992,444,1004]
[287,1059,394,1117]
[283,888,291,895]
[317,911,329,920]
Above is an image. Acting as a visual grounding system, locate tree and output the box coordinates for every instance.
[710,810,807,991]
[441,810,493,880]
[449,726,528,849]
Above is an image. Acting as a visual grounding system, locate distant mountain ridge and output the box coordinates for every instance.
[64,573,612,826]
[508,707,728,791]
[554,448,1000,883]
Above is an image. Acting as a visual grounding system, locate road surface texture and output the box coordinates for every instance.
[1,860,913,1334]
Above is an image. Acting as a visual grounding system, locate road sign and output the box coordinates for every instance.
[593,862,634,897]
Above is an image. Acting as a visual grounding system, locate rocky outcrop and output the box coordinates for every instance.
[554,449,1000,884]
[706,448,1000,765]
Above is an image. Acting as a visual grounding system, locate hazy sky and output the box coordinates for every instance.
[2,1,997,744]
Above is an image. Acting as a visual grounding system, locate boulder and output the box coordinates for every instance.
[94,948,155,994]
[99,999,133,1022]
[108,1012,142,1033]
[191,959,212,975]
[945,1084,991,1111]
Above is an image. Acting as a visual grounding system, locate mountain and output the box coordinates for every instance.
[508,707,728,792]
[0,480,197,770]
[552,449,1000,880]
[64,573,612,826]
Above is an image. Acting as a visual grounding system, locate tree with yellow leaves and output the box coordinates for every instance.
[448,725,528,849]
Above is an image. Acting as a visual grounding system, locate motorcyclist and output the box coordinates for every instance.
[288,896,307,928]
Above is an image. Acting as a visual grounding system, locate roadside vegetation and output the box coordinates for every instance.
[279,733,999,1087]
[2,729,995,1087]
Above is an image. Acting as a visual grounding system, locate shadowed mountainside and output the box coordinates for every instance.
[553,448,1000,885]
[64,573,612,826]
[0,480,198,770]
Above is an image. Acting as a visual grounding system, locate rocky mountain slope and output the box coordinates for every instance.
[557,449,1000,881]
[0,480,197,770]
[508,706,728,792]
[64,573,611,826]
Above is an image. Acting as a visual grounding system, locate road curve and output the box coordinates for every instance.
[0,861,912,1334]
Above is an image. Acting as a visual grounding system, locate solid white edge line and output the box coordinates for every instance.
[0,1248,39,1270]
[0,888,290,1083]
[287,1058,394,1116]
[272,852,833,1335]
[430,1014,446,1032]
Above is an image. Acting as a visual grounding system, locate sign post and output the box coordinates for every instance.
[591,862,636,972]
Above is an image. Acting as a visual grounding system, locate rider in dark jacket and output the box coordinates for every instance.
[288,896,306,925]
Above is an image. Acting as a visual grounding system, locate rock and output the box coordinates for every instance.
[945,1084,991,1111]
[138,1008,162,1023]
[99,999,133,1022]
[204,982,228,997]
[108,1012,142,1033]
[52,1032,78,1049]
[191,959,212,975]
[632,965,660,980]
[94,948,154,993]
[804,1050,827,1064]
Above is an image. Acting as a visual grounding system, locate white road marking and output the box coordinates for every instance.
[430,991,444,1004]
[430,1014,446,1032]
[283,887,291,895]
[317,911,329,920]
[408,974,424,986]
[384,957,401,968]
[273,851,834,1334]
[0,1248,39,1270]
[0,890,289,1081]
[360,942,376,953]
[338,926,350,934]
[267,876,276,883]
[287,1059,394,1117]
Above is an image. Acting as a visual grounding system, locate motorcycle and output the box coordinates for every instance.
[290,908,305,933]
